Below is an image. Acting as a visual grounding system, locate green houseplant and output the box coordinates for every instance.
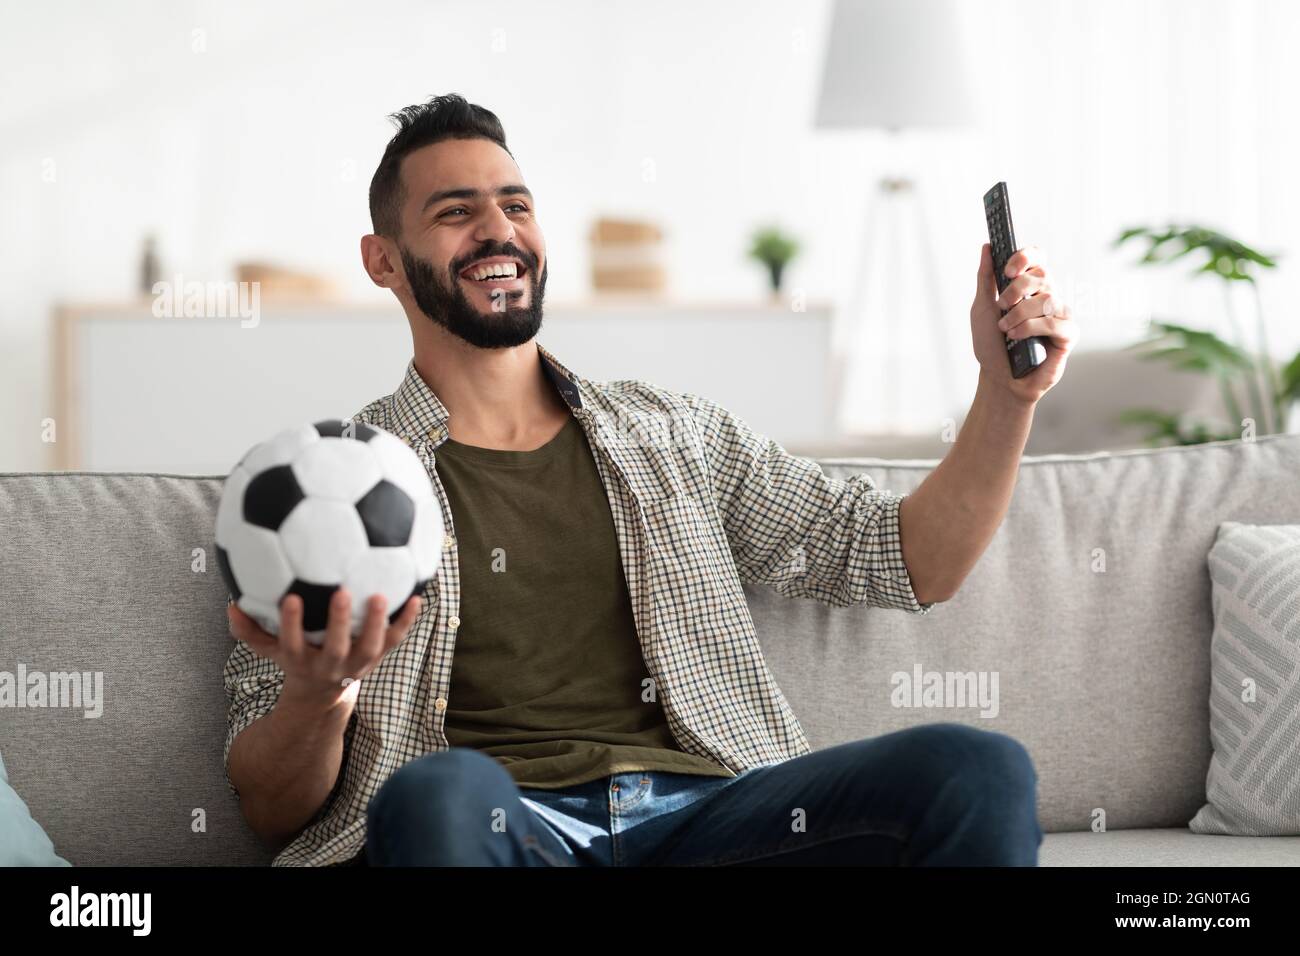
[1114,224,1300,445]
[747,226,800,300]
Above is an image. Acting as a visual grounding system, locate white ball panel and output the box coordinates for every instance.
[240,422,320,476]
[215,465,251,548]
[237,594,281,637]
[279,498,369,583]
[369,430,434,504]
[409,496,444,581]
[224,522,295,604]
[292,437,382,502]
[342,546,418,619]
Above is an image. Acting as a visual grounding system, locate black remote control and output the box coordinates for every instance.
[983,181,1048,379]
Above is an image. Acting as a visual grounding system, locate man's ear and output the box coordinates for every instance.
[360,234,402,290]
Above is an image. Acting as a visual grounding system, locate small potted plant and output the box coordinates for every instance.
[747,226,800,302]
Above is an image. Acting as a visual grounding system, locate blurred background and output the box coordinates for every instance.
[2,0,1298,474]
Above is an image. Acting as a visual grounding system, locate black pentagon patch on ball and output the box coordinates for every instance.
[356,479,415,547]
[287,580,340,633]
[314,419,380,442]
[244,465,304,530]
[387,577,430,625]
[216,545,242,602]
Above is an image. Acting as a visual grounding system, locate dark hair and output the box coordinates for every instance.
[368,94,513,238]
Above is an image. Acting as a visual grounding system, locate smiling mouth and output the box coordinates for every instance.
[460,264,529,285]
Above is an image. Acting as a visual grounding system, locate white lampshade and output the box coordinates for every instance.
[814,0,977,130]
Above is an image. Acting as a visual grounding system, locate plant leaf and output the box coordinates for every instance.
[1280,351,1300,404]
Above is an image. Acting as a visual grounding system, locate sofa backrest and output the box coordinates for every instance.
[2,432,1298,865]
[1,474,272,865]
[756,432,1300,836]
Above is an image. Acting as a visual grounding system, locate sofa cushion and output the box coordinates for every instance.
[751,433,1300,834]
[1041,828,1300,865]
[0,474,273,866]
[1189,521,1300,836]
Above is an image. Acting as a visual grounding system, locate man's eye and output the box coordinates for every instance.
[440,204,529,219]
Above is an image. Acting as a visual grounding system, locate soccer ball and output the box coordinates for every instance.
[215,419,442,645]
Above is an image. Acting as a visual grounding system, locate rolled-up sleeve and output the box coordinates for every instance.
[222,640,286,797]
[682,392,937,614]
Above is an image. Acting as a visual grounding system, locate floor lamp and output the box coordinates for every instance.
[815,0,977,437]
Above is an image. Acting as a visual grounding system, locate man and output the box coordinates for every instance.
[224,94,1079,867]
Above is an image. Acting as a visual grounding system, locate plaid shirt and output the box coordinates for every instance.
[222,341,936,866]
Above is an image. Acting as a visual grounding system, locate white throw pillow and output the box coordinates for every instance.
[1190,521,1300,836]
[0,751,72,866]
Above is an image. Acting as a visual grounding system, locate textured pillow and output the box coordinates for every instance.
[0,752,72,866]
[1190,521,1300,836]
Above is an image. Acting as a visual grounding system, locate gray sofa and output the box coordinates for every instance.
[3,431,1299,866]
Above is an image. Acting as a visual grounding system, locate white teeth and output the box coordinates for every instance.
[467,261,518,280]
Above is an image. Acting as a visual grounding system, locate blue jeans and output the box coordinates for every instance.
[363,722,1043,866]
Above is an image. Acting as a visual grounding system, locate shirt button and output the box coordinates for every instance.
[448,615,461,629]
[428,428,442,441]
[401,436,412,446]
[434,697,447,712]
[443,532,455,549]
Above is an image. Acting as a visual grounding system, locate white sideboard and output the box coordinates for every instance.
[52,298,837,474]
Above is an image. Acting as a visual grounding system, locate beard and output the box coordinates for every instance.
[399,243,547,350]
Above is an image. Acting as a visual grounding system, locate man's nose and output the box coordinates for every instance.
[473,205,515,245]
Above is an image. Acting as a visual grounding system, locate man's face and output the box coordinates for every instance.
[394,137,547,349]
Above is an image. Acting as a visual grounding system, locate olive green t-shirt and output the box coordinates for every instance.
[433,413,735,789]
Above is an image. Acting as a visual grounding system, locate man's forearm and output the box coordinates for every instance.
[228,684,354,848]
[898,373,1036,603]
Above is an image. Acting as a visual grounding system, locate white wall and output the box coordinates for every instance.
[3,0,1298,467]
